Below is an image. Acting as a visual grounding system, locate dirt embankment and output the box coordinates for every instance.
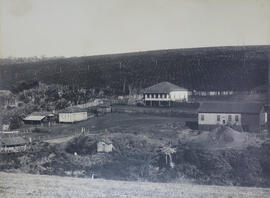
[0,126,269,187]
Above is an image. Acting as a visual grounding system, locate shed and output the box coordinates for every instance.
[58,107,88,123]
[198,102,266,133]
[23,115,47,125]
[1,123,10,131]
[97,138,113,153]
[97,105,112,113]
[0,136,28,148]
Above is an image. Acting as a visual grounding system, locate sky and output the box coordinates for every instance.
[0,0,270,58]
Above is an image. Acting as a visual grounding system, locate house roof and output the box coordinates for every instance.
[97,105,112,108]
[142,81,187,94]
[23,115,46,121]
[98,138,112,144]
[58,106,87,113]
[30,111,55,117]
[1,136,28,146]
[198,102,264,114]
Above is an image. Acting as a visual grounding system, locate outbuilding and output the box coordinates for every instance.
[142,81,188,106]
[23,115,47,125]
[23,111,56,125]
[97,138,113,153]
[0,136,28,148]
[97,105,112,114]
[198,102,266,133]
[58,107,88,123]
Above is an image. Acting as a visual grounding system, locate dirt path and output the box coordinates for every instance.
[44,135,77,144]
[0,172,269,198]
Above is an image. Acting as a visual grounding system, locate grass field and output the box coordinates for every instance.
[28,113,187,140]
[0,172,270,198]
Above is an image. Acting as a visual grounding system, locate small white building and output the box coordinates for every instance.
[97,139,113,153]
[142,81,188,106]
[59,107,88,123]
[1,124,10,131]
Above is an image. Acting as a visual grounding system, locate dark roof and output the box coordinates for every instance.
[142,81,187,94]
[30,111,55,117]
[198,102,264,114]
[58,106,87,113]
[23,115,46,121]
[1,137,28,146]
[97,105,112,108]
[98,138,112,144]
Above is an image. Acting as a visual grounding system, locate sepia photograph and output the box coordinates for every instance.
[0,0,270,197]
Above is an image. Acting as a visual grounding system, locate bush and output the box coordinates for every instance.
[32,127,49,133]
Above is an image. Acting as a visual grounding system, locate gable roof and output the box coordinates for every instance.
[30,111,55,117]
[198,102,264,114]
[58,106,87,113]
[98,138,112,144]
[143,81,187,94]
[23,115,46,121]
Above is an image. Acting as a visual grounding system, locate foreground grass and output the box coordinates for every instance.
[0,172,270,198]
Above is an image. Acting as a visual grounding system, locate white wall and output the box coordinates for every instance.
[169,91,188,101]
[59,112,87,123]
[198,113,241,125]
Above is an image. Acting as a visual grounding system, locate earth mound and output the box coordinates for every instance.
[187,126,261,150]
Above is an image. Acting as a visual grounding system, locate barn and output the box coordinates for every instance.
[23,111,56,125]
[142,81,188,106]
[23,115,47,125]
[0,136,28,148]
[198,102,266,133]
[58,107,88,123]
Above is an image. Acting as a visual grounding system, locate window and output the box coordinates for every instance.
[228,115,232,122]
[200,114,204,121]
[217,115,220,121]
[235,115,239,122]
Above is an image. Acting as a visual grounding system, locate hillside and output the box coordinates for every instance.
[0,45,269,94]
[1,114,270,187]
[0,172,269,198]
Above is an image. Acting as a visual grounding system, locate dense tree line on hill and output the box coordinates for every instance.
[0,46,269,95]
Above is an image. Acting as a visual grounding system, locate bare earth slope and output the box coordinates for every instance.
[0,172,270,198]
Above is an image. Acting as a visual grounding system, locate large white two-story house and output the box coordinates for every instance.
[142,81,188,106]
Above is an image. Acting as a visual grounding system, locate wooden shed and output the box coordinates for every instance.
[97,138,113,153]
[58,107,88,123]
[0,136,28,148]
